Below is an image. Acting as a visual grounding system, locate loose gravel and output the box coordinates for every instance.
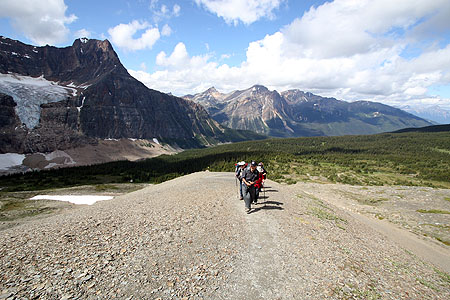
[1,172,449,299]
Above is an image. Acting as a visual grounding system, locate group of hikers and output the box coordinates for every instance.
[235,161,267,214]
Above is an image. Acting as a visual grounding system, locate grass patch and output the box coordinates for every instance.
[432,147,450,155]
[445,197,450,202]
[357,197,389,206]
[435,236,450,246]
[434,268,450,284]
[416,209,450,214]
[333,284,382,300]
[94,184,120,192]
[417,277,439,291]
[0,200,56,222]
[375,213,385,220]
[303,195,348,227]
[422,223,450,229]
[309,206,344,222]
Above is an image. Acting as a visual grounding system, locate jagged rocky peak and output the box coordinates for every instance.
[281,89,307,102]
[250,84,269,93]
[205,86,218,93]
[72,37,116,57]
[189,86,226,106]
[0,36,126,86]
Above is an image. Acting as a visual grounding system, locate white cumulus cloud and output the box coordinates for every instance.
[130,0,450,111]
[195,0,284,25]
[0,0,77,45]
[74,28,91,39]
[108,20,161,51]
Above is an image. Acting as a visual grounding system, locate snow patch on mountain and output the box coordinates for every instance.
[0,73,74,128]
[0,153,25,170]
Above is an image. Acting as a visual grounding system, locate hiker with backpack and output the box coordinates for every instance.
[258,162,267,182]
[241,161,259,213]
[254,165,265,204]
[235,161,247,200]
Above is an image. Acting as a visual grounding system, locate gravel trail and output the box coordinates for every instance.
[1,172,449,299]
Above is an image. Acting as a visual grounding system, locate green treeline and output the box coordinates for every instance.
[1,131,449,192]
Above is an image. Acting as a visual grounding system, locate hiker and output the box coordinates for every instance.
[254,165,265,204]
[235,161,246,200]
[258,162,267,181]
[241,161,259,213]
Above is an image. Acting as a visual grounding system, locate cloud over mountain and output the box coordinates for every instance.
[108,20,161,51]
[0,0,77,45]
[131,0,450,111]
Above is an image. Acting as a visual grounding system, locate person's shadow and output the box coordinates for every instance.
[250,201,284,213]
[250,187,284,213]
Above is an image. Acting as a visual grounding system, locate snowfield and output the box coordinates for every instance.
[0,153,25,170]
[0,73,76,128]
[30,195,114,205]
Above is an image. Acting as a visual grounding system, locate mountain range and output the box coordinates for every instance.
[0,36,436,173]
[398,105,450,124]
[0,36,261,156]
[184,86,432,137]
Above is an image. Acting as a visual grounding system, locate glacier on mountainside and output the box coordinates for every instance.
[0,153,25,170]
[0,73,75,129]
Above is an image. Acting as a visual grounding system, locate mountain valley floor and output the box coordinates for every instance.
[0,172,449,299]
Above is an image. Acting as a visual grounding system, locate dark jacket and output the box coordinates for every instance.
[241,167,259,185]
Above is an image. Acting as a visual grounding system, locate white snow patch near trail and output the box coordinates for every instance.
[0,73,75,128]
[0,153,25,170]
[30,195,114,205]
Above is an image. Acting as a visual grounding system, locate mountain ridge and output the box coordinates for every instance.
[184,85,432,137]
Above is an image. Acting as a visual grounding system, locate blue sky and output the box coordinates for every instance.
[1,0,450,112]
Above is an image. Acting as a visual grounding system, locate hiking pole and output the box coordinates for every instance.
[236,177,241,200]
[263,182,266,207]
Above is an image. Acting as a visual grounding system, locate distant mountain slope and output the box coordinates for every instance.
[393,124,450,133]
[0,36,262,154]
[399,105,450,124]
[185,86,432,137]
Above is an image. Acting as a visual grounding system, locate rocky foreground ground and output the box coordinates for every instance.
[1,172,449,299]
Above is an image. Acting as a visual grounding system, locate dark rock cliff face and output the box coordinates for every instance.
[0,37,123,84]
[0,92,90,153]
[78,71,222,143]
[0,36,246,153]
[0,93,26,153]
[185,86,432,137]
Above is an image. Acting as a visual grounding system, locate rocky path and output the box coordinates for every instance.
[1,172,449,299]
